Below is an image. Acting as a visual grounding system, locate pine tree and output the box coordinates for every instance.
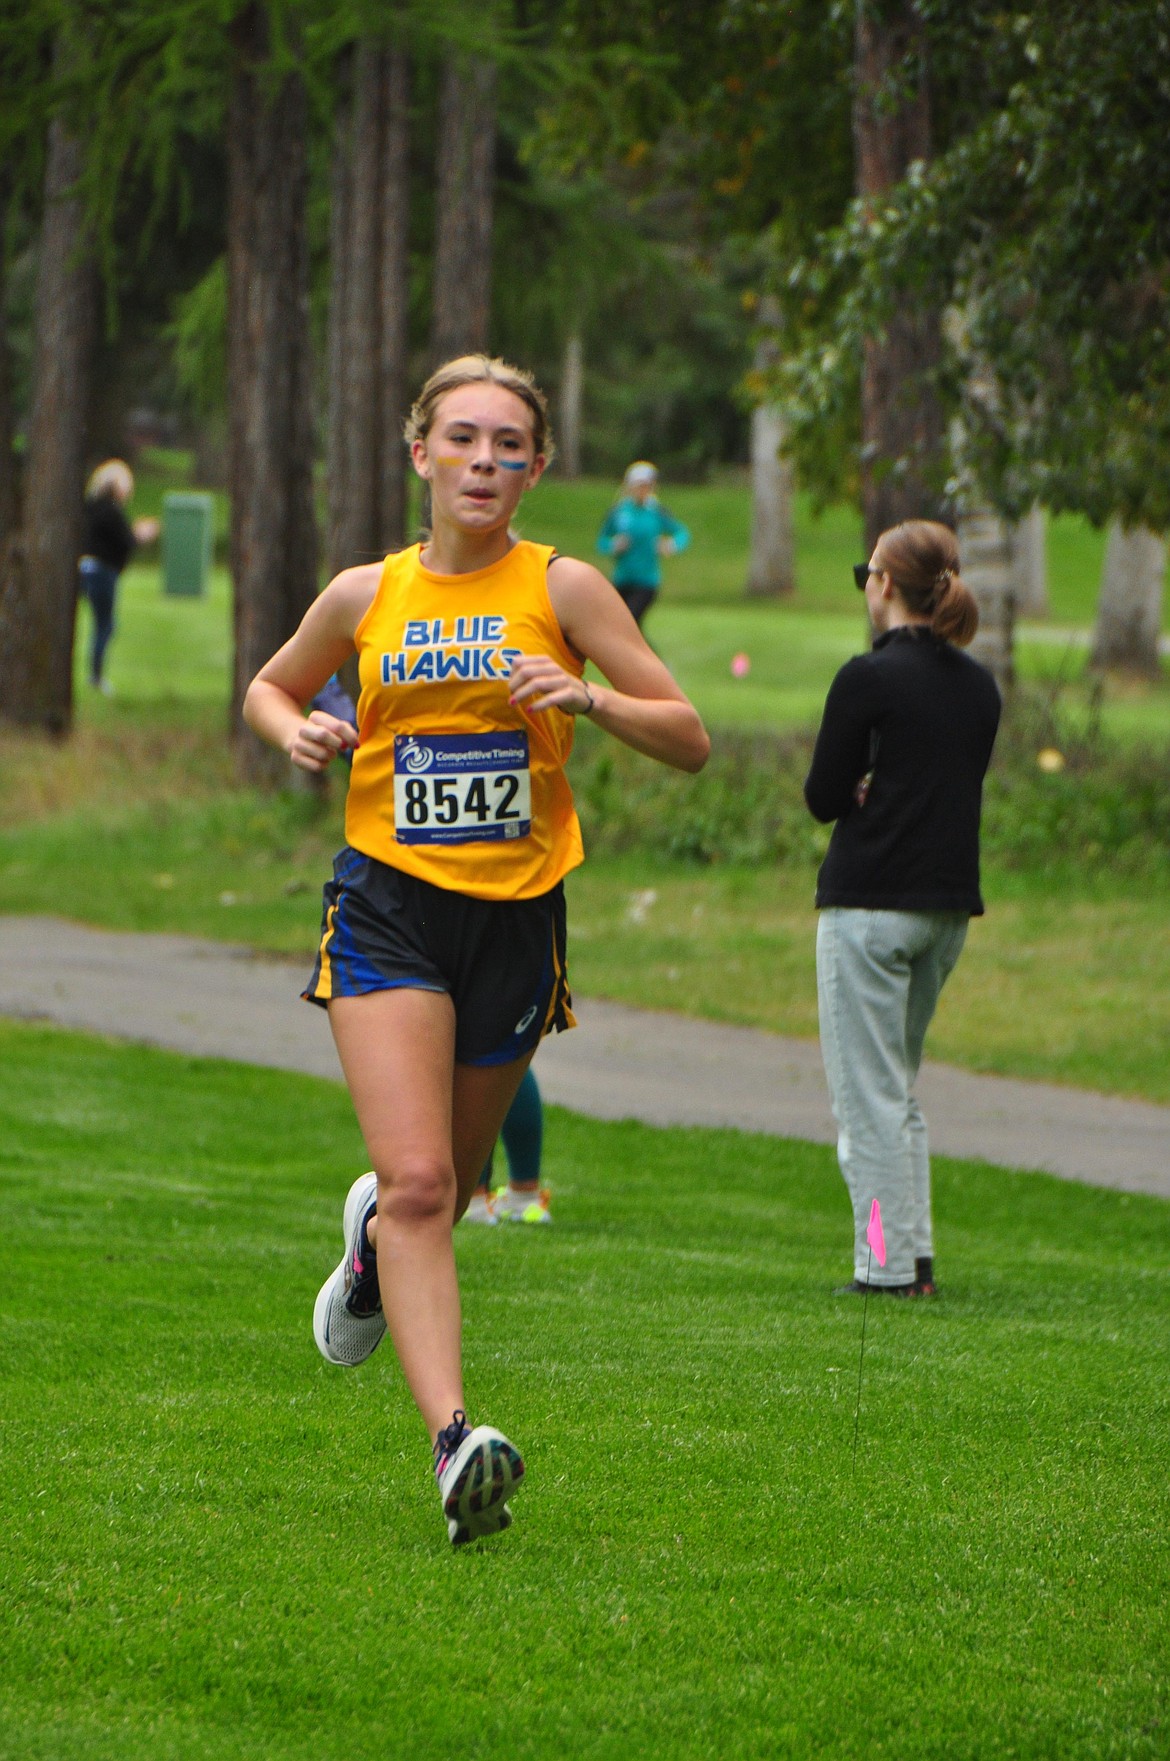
[853,0,946,553]
[0,95,95,733]
[327,32,411,578]
[226,2,317,780]
[430,53,497,362]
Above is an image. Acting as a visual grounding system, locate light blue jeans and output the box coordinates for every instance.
[816,908,969,1286]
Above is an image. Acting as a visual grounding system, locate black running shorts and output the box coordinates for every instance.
[303,846,575,1066]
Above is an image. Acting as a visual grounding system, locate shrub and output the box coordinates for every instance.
[982,687,1170,879]
[569,721,824,868]
[567,685,1170,881]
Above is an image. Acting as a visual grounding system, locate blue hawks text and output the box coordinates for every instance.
[380,614,522,687]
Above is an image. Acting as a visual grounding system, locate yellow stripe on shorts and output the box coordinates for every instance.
[316,901,340,1001]
[542,919,576,1035]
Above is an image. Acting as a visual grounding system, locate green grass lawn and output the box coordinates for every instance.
[1,1023,1167,1759]
[74,561,233,704]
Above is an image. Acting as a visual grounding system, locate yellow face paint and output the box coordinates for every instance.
[433,455,464,467]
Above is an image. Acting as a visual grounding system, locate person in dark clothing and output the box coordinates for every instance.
[78,460,158,692]
[804,520,1001,1298]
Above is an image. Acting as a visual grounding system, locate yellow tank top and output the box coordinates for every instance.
[345,540,586,901]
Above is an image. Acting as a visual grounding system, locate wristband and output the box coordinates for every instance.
[580,680,596,716]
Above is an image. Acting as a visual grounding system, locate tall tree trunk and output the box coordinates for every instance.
[326,47,354,579]
[0,176,16,558]
[335,40,383,573]
[746,406,795,597]
[0,114,94,734]
[327,39,410,577]
[854,0,946,553]
[558,330,583,479]
[957,507,1014,691]
[1009,504,1048,617]
[1091,522,1166,676]
[430,55,497,362]
[378,43,410,549]
[227,3,318,782]
[746,297,795,597]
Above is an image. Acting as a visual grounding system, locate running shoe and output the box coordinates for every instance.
[433,1409,525,1546]
[492,1185,552,1226]
[312,1172,385,1366]
[462,1191,499,1226]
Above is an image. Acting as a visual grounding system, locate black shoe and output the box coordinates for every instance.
[832,1278,917,1298]
[913,1257,937,1297]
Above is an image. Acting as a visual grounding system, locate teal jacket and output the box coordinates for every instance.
[597,497,690,591]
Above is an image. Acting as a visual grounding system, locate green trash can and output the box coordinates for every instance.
[162,492,214,597]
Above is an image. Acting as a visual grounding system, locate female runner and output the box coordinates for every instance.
[243,355,709,1545]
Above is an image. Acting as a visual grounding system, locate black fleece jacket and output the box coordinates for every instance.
[804,625,1001,915]
[83,494,136,573]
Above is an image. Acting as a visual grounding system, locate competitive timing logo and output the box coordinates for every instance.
[399,738,434,774]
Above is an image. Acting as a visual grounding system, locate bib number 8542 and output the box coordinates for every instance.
[393,732,532,846]
[402,772,521,826]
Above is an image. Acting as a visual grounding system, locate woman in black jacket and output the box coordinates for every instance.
[78,460,158,693]
[805,520,1001,1297]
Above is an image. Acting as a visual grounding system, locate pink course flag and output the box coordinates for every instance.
[866,1199,886,1268]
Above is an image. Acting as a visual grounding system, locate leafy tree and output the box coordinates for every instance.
[0,0,320,757]
[525,0,855,504]
[772,0,1170,532]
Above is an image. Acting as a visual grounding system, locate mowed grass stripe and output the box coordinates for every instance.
[1,1024,1167,1759]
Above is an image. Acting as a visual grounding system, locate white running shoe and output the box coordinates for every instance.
[312,1173,385,1367]
[433,1410,525,1546]
[462,1191,498,1226]
[492,1185,552,1225]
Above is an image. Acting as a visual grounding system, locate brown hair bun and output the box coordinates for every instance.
[873,520,979,647]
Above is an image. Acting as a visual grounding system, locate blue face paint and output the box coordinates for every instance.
[499,458,529,471]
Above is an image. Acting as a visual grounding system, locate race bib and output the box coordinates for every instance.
[393,732,531,845]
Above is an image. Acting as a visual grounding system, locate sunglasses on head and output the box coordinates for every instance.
[853,563,874,591]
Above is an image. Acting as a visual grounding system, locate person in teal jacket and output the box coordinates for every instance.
[597,460,690,626]
[463,1066,550,1226]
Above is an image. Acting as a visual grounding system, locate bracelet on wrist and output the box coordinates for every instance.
[580,680,596,716]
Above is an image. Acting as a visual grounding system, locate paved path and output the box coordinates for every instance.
[1,915,1167,1200]
[1020,621,1170,657]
